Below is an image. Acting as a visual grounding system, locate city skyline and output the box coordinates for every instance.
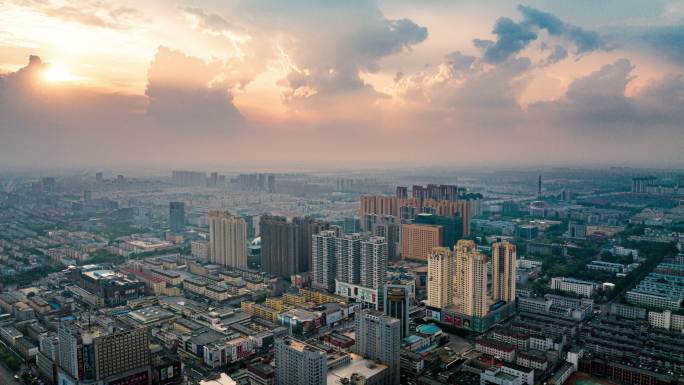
[1,1,684,169]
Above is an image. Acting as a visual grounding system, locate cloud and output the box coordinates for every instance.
[481,17,538,63]
[231,0,427,110]
[603,23,684,64]
[542,44,568,65]
[478,5,605,63]
[0,52,249,169]
[517,5,603,54]
[21,0,143,29]
[529,59,684,133]
[145,47,244,133]
[444,51,477,73]
[180,7,243,34]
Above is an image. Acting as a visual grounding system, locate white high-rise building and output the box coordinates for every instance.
[455,240,488,317]
[336,233,363,285]
[275,337,326,385]
[427,247,454,309]
[360,236,387,289]
[209,211,247,268]
[492,240,517,303]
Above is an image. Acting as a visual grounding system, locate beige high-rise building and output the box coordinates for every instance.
[454,240,488,317]
[491,240,517,303]
[401,223,443,261]
[427,247,454,309]
[209,211,247,268]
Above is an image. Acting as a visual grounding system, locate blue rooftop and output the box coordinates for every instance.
[417,323,441,335]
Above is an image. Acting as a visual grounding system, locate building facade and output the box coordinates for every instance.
[354,310,401,384]
[455,240,488,317]
[492,241,517,303]
[209,211,247,268]
[401,224,443,261]
[169,202,185,233]
[427,247,454,309]
[274,337,326,385]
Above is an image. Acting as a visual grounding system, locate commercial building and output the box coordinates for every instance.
[57,320,150,384]
[66,267,145,307]
[384,284,411,338]
[209,211,247,268]
[491,241,516,303]
[401,223,443,261]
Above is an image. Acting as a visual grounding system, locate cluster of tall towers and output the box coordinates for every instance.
[427,240,516,318]
[311,229,388,292]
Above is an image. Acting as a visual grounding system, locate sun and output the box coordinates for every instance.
[43,65,76,82]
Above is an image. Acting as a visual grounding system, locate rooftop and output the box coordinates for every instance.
[327,353,388,385]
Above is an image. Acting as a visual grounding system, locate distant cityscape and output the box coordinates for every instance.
[0,168,682,385]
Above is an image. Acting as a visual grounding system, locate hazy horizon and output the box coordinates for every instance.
[1,1,683,169]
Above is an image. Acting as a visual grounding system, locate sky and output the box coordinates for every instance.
[1,0,683,171]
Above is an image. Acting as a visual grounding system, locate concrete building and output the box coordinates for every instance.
[354,310,401,384]
[427,247,455,309]
[209,211,247,268]
[551,277,597,298]
[261,216,329,278]
[169,201,185,233]
[414,213,463,249]
[260,216,300,278]
[336,233,363,285]
[456,240,488,317]
[492,240,517,303]
[57,320,150,384]
[360,195,471,236]
[401,223,443,261]
[360,236,388,289]
[275,337,326,385]
[312,229,340,292]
